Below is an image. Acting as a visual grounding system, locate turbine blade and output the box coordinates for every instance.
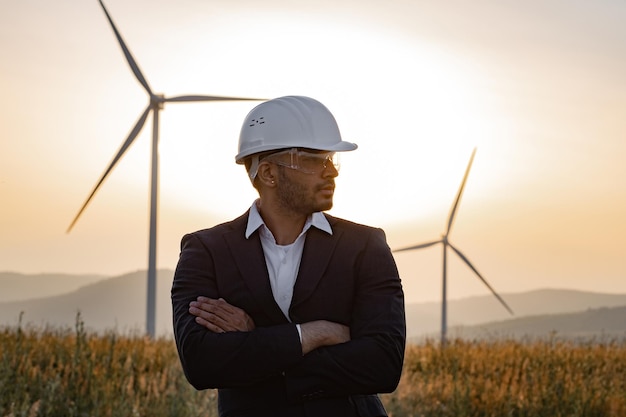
[164,95,266,103]
[448,242,514,315]
[393,240,442,252]
[446,147,477,235]
[66,105,151,233]
[98,0,152,95]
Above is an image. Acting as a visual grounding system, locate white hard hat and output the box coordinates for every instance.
[235,96,357,164]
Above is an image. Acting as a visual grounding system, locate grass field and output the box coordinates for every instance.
[1,315,624,417]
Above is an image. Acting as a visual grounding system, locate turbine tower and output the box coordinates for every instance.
[67,0,265,338]
[394,148,513,346]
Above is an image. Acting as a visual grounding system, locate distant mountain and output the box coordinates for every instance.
[0,270,175,337]
[405,289,626,337]
[0,272,106,302]
[1,271,625,340]
[441,305,626,342]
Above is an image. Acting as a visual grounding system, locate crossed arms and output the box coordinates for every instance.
[189,296,350,355]
[171,223,406,399]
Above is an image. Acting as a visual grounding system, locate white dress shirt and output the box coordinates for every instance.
[245,199,333,322]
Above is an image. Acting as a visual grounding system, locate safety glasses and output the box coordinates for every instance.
[263,148,340,175]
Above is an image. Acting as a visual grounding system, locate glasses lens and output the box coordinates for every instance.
[297,150,339,174]
[264,148,340,174]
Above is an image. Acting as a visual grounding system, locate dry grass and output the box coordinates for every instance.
[2,315,624,416]
[382,338,626,417]
[0,314,216,417]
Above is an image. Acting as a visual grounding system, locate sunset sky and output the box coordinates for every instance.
[1,0,624,305]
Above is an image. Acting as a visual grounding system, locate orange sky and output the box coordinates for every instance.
[1,0,625,304]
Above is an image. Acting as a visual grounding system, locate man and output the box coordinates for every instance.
[171,96,406,417]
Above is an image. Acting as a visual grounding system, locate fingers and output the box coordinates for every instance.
[189,304,227,331]
[189,299,232,331]
[189,297,256,333]
[198,296,239,315]
[193,314,226,333]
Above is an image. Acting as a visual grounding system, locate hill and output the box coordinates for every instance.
[0,272,105,302]
[442,305,626,342]
[0,270,175,337]
[1,270,625,340]
[405,289,626,337]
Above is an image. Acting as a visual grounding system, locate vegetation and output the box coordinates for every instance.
[0,314,216,417]
[384,338,626,417]
[1,315,624,417]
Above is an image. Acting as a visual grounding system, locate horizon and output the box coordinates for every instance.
[1,0,625,305]
[2,269,625,341]
[2,269,626,305]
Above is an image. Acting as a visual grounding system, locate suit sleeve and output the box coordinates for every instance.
[283,227,406,401]
[171,232,303,390]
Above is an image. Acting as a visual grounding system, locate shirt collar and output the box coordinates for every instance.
[245,199,333,239]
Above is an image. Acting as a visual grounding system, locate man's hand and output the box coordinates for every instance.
[300,320,350,355]
[189,296,256,333]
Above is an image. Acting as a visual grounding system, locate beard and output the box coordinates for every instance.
[276,167,334,215]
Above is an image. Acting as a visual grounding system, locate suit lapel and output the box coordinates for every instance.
[290,222,341,309]
[224,213,287,323]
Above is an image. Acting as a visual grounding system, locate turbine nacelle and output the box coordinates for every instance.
[151,94,165,110]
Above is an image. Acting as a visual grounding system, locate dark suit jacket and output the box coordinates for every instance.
[171,211,406,417]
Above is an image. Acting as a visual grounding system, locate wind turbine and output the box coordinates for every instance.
[67,0,265,338]
[394,148,514,346]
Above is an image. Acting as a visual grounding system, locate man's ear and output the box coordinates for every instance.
[256,162,277,187]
